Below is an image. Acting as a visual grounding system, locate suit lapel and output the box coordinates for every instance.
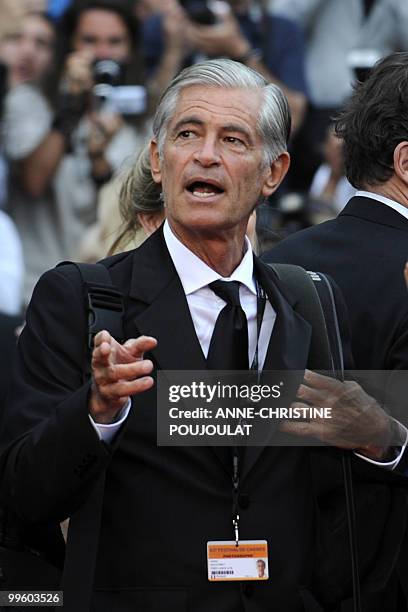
[133,276,207,371]
[241,258,312,482]
[255,258,312,371]
[125,228,231,474]
[126,227,206,371]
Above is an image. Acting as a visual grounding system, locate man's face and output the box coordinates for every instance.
[72,9,131,62]
[256,560,265,576]
[150,85,284,246]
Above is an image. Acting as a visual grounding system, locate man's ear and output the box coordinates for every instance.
[393,142,408,185]
[150,139,162,185]
[261,152,290,198]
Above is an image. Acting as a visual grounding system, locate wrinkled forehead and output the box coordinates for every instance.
[22,13,56,38]
[167,84,264,133]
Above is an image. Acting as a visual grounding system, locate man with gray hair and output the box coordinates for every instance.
[1,59,407,611]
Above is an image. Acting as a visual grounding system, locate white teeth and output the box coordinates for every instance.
[192,190,217,198]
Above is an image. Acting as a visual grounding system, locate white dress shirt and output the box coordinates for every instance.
[162,221,276,364]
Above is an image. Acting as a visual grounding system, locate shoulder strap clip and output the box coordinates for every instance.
[86,282,124,349]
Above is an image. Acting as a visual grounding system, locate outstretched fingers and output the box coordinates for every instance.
[90,332,158,422]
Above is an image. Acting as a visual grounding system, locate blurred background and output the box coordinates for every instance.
[0,0,407,322]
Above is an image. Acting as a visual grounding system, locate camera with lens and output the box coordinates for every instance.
[92,59,146,116]
[181,0,229,25]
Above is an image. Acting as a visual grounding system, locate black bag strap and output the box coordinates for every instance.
[312,273,407,609]
[310,272,361,612]
[62,474,105,612]
[57,261,124,377]
[56,262,125,612]
[69,261,124,345]
[268,263,361,612]
[310,272,344,375]
[267,263,335,372]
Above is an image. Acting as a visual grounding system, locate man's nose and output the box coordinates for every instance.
[20,39,35,58]
[193,136,221,166]
[94,43,114,60]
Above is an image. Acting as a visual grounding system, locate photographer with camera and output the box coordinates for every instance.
[143,0,308,133]
[17,0,147,301]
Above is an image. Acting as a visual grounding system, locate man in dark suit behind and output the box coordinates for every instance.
[264,52,408,372]
[264,51,408,609]
[0,58,407,612]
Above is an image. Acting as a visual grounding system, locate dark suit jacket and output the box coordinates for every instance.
[263,195,408,610]
[0,226,406,612]
[263,196,408,371]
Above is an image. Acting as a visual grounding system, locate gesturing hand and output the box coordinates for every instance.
[89,331,157,424]
[279,370,404,460]
[63,51,94,96]
[186,10,250,59]
[161,0,189,53]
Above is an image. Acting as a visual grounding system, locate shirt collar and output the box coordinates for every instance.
[163,220,257,296]
[355,190,408,220]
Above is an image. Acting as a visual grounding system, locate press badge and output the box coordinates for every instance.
[207,540,269,581]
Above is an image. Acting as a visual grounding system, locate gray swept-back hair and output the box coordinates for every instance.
[110,59,290,254]
[153,58,291,165]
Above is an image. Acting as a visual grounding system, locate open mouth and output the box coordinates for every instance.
[186,181,225,198]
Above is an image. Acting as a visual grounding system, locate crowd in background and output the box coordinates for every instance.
[0,0,408,319]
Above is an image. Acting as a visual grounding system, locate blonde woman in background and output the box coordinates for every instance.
[78,144,165,261]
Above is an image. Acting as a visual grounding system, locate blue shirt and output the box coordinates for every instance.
[47,0,72,20]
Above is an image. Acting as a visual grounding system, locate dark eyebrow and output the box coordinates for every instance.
[170,117,253,143]
[108,36,126,44]
[222,124,253,144]
[171,116,204,135]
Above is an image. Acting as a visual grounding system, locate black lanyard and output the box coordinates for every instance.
[231,280,266,546]
[251,280,267,375]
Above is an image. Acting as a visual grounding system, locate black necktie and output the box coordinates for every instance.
[207,280,249,370]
